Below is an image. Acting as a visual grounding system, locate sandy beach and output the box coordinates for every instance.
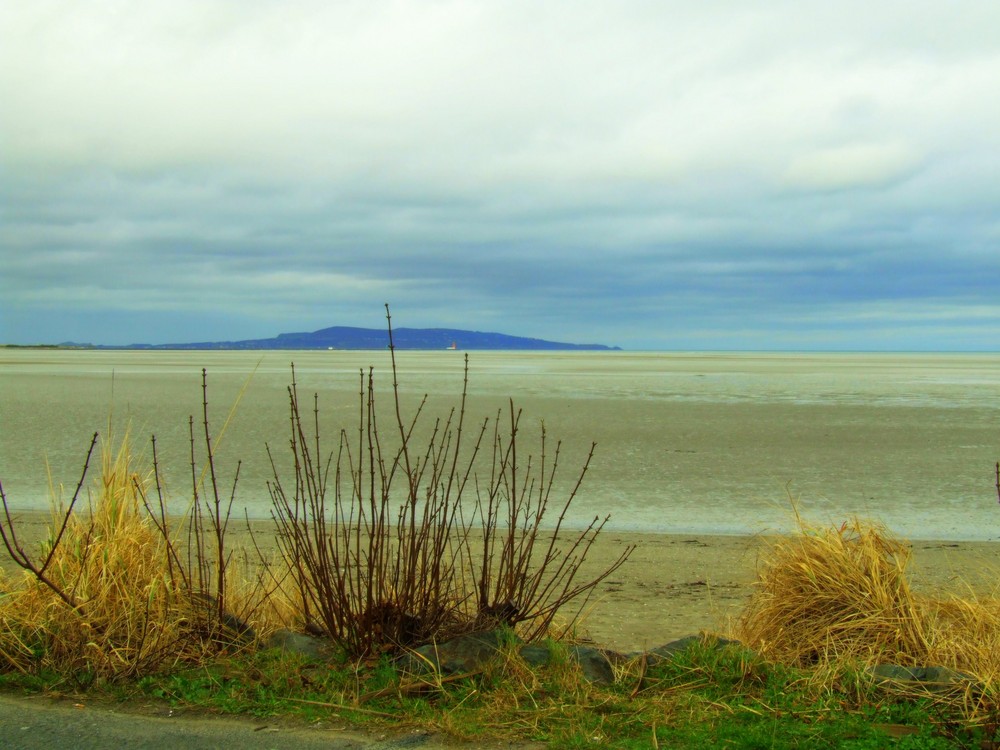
[577,530,1000,652]
[3,510,1000,654]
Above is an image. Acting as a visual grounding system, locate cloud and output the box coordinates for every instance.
[783,143,921,191]
[2,1,999,349]
[5,2,995,179]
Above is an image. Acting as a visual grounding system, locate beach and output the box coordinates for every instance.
[3,510,999,653]
[577,530,1000,652]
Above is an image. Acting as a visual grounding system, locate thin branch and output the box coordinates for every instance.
[0,432,99,610]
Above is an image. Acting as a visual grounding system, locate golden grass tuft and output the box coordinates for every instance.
[926,594,1000,677]
[733,515,1000,728]
[0,433,229,680]
[736,518,931,668]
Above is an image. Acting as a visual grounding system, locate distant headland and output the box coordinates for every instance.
[50,326,621,351]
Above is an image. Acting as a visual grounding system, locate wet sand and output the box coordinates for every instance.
[3,511,1000,653]
[4,349,1000,543]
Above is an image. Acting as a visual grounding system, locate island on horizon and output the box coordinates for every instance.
[46,326,621,352]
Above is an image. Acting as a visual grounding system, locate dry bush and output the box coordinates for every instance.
[0,433,219,680]
[920,592,1000,728]
[141,368,289,643]
[736,516,1000,675]
[268,305,632,657]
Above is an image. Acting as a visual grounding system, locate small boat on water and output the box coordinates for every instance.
[447,341,457,350]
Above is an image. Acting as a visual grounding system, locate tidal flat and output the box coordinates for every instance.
[2,349,998,540]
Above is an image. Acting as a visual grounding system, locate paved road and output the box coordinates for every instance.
[0,694,542,750]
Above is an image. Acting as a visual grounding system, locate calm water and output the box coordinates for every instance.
[1,349,999,540]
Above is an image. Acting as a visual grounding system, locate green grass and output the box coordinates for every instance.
[0,638,979,749]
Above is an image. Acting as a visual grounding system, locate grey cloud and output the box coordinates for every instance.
[3,2,999,349]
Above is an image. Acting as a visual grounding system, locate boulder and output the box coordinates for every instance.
[643,634,744,665]
[398,630,520,676]
[568,645,621,685]
[517,644,551,669]
[516,642,624,685]
[868,664,975,693]
[395,630,623,685]
[264,628,331,660]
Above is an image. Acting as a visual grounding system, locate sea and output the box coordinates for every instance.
[1,349,998,541]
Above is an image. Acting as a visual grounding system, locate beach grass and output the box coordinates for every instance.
[0,431,199,680]
[91,635,960,749]
[734,514,1000,740]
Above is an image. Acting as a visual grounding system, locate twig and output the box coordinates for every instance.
[0,432,99,610]
[281,697,400,718]
[359,669,484,702]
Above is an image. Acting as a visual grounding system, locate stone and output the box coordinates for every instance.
[219,610,256,644]
[517,643,551,669]
[868,664,975,692]
[398,629,521,676]
[394,630,621,685]
[643,634,744,665]
[515,642,623,684]
[265,628,331,660]
[568,645,619,685]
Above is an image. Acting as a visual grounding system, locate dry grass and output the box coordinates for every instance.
[0,432,262,681]
[734,515,1000,729]
[927,594,1000,678]
[736,517,930,667]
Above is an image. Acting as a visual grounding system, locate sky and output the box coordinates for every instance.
[2,1,999,351]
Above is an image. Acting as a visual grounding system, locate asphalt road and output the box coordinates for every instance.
[0,694,542,750]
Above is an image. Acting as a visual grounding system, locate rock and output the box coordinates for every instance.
[265,628,331,660]
[390,628,641,685]
[643,634,744,665]
[868,664,975,692]
[394,630,622,685]
[189,592,257,645]
[219,610,256,643]
[398,630,521,676]
[517,644,551,669]
[515,642,623,685]
[568,645,620,685]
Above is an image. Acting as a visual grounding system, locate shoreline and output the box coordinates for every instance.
[2,510,999,653]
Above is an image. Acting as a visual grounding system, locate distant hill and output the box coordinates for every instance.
[118,326,620,351]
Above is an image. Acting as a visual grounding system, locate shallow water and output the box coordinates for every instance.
[1,349,998,540]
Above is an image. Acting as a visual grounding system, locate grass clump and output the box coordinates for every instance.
[734,514,1000,743]
[0,432,230,682]
[736,517,930,668]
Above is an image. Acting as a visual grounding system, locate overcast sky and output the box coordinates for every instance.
[2,1,998,350]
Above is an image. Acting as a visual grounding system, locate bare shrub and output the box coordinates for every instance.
[268,305,632,656]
